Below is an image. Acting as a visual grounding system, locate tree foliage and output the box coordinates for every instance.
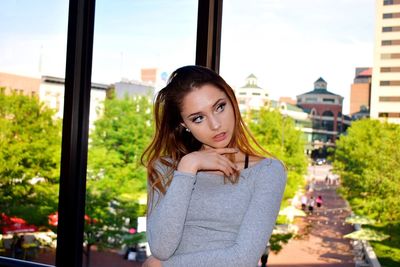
[0,91,61,226]
[332,119,400,225]
[246,108,307,204]
[85,94,153,252]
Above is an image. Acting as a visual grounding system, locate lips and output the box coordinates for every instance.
[213,132,227,142]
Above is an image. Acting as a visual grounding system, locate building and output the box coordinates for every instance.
[296,77,350,143]
[235,74,269,112]
[113,79,155,99]
[279,96,297,106]
[370,0,400,123]
[40,76,109,132]
[140,68,169,89]
[0,72,40,97]
[350,67,372,119]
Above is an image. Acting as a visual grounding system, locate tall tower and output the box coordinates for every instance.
[370,0,400,123]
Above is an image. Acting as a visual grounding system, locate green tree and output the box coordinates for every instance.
[332,119,400,225]
[85,94,153,264]
[247,108,307,204]
[0,91,61,226]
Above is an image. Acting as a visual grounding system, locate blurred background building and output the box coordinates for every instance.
[370,0,400,123]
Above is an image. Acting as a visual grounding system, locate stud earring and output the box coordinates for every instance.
[185,128,191,132]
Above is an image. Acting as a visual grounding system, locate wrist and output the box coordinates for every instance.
[177,155,198,174]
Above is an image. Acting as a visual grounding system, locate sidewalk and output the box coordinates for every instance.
[267,165,355,267]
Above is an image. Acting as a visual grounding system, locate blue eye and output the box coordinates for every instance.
[216,103,226,112]
[192,116,204,123]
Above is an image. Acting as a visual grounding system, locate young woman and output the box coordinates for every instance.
[141,65,287,267]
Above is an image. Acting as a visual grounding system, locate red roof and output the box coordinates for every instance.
[358,68,372,77]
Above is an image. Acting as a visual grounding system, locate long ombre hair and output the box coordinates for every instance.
[141,65,273,201]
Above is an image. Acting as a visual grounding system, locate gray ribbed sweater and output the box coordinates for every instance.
[147,158,287,267]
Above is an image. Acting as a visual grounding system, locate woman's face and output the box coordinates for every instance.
[180,84,235,149]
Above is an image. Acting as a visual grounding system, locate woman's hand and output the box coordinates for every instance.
[177,148,238,176]
[142,256,162,267]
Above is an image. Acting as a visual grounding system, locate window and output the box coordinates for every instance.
[306,97,317,102]
[0,1,68,265]
[381,67,400,72]
[379,96,400,101]
[322,110,334,117]
[382,26,400,32]
[88,1,198,265]
[380,80,400,86]
[381,53,400,59]
[239,92,247,95]
[379,112,400,118]
[384,0,400,4]
[252,92,261,96]
[323,98,335,103]
[383,12,400,18]
[382,40,400,46]
[384,0,400,5]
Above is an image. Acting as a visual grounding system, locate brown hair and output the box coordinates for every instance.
[141,65,273,200]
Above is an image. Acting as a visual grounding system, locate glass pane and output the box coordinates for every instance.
[0,0,68,265]
[86,1,197,265]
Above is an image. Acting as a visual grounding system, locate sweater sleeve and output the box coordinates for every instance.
[161,159,287,267]
[147,169,197,260]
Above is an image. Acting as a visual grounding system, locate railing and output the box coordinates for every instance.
[352,224,381,267]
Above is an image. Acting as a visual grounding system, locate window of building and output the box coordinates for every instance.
[252,92,261,96]
[306,97,317,102]
[379,112,400,118]
[381,67,400,72]
[381,53,400,59]
[380,80,400,86]
[322,110,334,117]
[379,96,400,101]
[382,39,400,46]
[239,92,246,95]
[383,12,400,18]
[382,26,400,32]
[239,100,245,104]
[323,98,335,103]
[384,0,400,5]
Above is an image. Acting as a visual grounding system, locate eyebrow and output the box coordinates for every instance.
[186,97,227,118]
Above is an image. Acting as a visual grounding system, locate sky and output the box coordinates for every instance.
[0,0,375,114]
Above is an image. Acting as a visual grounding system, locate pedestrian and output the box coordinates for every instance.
[301,195,308,211]
[308,197,315,214]
[11,235,24,259]
[316,195,323,208]
[141,65,287,267]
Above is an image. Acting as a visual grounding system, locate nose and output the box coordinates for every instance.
[209,115,221,131]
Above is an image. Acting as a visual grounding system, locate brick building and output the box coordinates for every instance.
[297,77,350,143]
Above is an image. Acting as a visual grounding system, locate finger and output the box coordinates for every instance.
[218,155,238,170]
[216,158,237,175]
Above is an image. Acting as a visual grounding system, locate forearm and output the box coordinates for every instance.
[147,171,197,260]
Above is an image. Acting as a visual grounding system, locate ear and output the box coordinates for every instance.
[180,122,187,129]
